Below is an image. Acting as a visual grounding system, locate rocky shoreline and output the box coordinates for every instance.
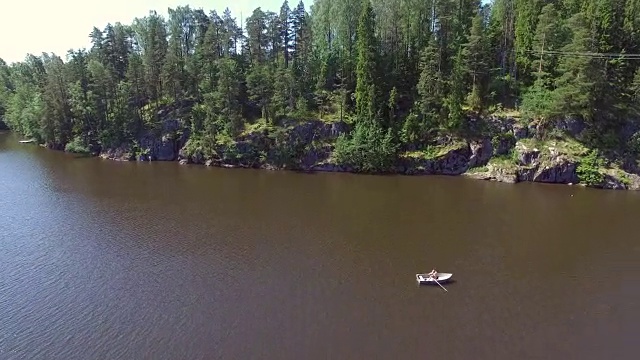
[86,114,640,191]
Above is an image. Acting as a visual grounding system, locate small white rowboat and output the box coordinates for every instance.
[416,273,453,285]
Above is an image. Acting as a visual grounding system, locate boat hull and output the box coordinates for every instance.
[416,273,453,285]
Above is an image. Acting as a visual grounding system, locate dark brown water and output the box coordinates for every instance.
[1,131,638,360]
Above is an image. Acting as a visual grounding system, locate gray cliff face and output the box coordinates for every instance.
[466,167,518,184]
[530,160,578,184]
[601,175,627,190]
[431,146,472,175]
[139,118,189,161]
[514,144,579,184]
[554,116,586,138]
[141,133,181,161]
[400,144,472,176]
[468,139,493,168]
[626,174,640,190]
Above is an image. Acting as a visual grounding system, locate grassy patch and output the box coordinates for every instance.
[488,154,518,171]
[243,118,277,135]
[517,137,589,160]
[487,106,522,120]
[427,140,468,159]
[320,113,351,123]
[402,140,468,161]
[491,132,516,149]
[617,171,632,186]
[466,165,489,174]
[402,151,426,159]
[604,167,632,186]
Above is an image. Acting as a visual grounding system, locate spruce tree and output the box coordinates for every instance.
[417,37,444,127]
[550,12,597,121]
[354,0,379,123]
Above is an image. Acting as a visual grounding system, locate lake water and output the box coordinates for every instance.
[1,131,638,359]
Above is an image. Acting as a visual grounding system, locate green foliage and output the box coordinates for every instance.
[577,150,606,186]
[246,64,274,121]
[387,86,398,126]
[548,13,597,120]
[617,171,632,186]
[5,85,44,141]
[215,133,241,162]
[212,58,243,137]
[401,112,428,145]
[64,136,90,154]
[291,97,311,118]
[531,4,565,81]
[491,132,516,153]
[182,134,217,160]
[417,37,444,123]
[521,78,554,121]
[627,131,640,155]
[464,9,489,112]
[446,47,466,131]
[269,127,306,168]
[354,0,379,122]
[334,121,398,173]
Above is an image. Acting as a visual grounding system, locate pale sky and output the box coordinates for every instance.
[0,0,286,64]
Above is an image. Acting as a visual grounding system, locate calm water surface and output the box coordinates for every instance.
[0,131,638,359]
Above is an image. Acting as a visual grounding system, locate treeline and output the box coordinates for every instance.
[1,0,640,163]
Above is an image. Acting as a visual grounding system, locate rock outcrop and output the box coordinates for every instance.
[601,174,627,190]
[139,118,189,161]
[99,146,136,161]
[468,139,493,168]
[77,113,640,191]
[626,174,640,190]
[176,119,351,171]
[400,142,471,175]
[513,143,579,184]
[466,166,518,184]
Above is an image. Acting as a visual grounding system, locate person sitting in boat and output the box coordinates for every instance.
[428,269,438,279]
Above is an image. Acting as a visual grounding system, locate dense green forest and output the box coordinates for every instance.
[2,0,640,186]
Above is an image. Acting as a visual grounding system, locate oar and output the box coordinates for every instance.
[432,276,448,292]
